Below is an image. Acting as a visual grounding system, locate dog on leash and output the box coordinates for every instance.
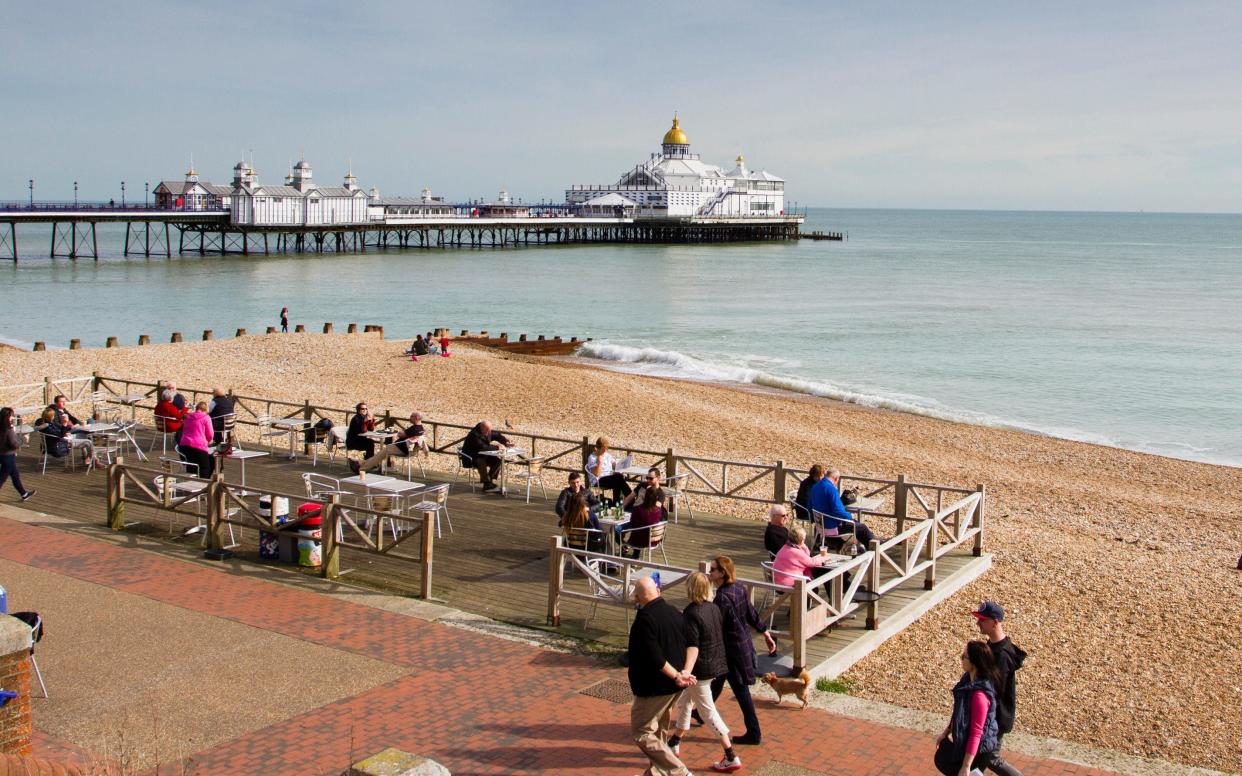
[761,669,811,708]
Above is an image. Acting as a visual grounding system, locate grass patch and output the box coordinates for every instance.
[815,676,854,694]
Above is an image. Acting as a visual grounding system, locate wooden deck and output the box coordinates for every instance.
[10,442,989,678]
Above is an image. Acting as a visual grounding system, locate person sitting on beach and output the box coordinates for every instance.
[772,525,836,586]
[47,395,81,429]
[555,471,600,525]
[623,467,665,511]
[461,420,511,492]
[207,388,235,446]
[425,332,440,355]
[346,402,377,460]
[350,412,428,474]
[763,504,791,557]
[411,335,430,357]
[586,436,631,502]
[562,491,606,552]
[810,466,876,549]
[793,464,823,522]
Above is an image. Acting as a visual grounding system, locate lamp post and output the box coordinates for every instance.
[144,182,149,207]
[73,181,78,207]
[121,181,126,207]
[28,179,33,207]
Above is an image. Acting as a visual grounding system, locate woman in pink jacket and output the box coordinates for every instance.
[771,525,834,586]
[177,401,216,477]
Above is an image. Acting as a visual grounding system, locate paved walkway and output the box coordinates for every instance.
[0,514,1114,776]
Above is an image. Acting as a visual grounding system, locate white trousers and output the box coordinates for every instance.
[673,678,730,738]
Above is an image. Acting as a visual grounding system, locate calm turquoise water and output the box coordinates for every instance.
[3,209,1240,466]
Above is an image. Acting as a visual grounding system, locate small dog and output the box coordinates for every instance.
[761,669,811,708]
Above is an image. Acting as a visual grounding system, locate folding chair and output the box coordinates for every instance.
[11,611,48,698]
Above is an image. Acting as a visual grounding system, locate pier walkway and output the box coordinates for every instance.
[0,505,1115,776]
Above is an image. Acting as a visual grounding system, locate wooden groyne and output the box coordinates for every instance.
[800,230,845,241]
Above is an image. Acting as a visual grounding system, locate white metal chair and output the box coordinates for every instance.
[407,483,452,538]
[759,560,809,629]
[10,611,47,699]
[213,412,238,447]
[662,473,695,523]
[90,431,123,469]
[453,445,480,490]
[619,520,669,564]
[397,437,430,480]
[254,415,286,453]
[150,413,180,453]
[153,458,209,534]
[509,455,548,503]
[91,390,120,424]
[38,430,76,474]
[812,507,856,553]
[309,425,343,469]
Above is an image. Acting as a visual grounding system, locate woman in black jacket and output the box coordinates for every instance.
[668,571,742,772]
[0,408,35,501]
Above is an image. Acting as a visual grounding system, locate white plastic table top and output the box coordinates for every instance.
[365,479,425,494]
[271,418,310,429]
[338,473,394,487]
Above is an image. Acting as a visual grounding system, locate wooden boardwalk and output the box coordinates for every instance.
[10,443,989,677]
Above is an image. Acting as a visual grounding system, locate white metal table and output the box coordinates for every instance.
[214,447,268,490]
[270,418,310,460]
[362,429,399,473]
[476,447,526,495]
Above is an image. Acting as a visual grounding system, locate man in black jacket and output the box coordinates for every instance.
[461,421,511,491]
[554,471,599,525]
[628,577,692,776]
[972,600,1027,776]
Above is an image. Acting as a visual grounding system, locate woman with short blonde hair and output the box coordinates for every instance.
[668,571,740,772]
[585,434,630,502]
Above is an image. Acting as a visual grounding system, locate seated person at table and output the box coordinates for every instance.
[177,401,215,478]
[34,407,94,464]
[346,402,377,460]
[207,388,235,445]
[351,411,428,473]
[623,467,665,511]
[47,395,82,429]
[763,504,791,557]
[163,382,188,412]
[154,392,188,435]
[556,471,600,526]
[461,420,511,492]
[771,525,835,586]
[561,491,606,552]
[585,436,631,502]
[619,484,667,555]
[793,464,823,522]
[810,466,876,549]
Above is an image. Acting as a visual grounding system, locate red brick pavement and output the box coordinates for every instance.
[0,517,1117,776]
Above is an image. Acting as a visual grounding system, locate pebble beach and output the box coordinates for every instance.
[2,332,1239,772]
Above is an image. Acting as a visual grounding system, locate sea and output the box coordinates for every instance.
[3,208,1240,467]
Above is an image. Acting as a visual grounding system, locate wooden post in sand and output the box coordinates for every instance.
[973,484,986,556]
[69,339,81,350]
[171,332,182,343]
[138,335,150,345]
[294,324,305,333]
[32,342,45,351]
[323,322,333,334]
[347,323,358,333]
[202,330,213,341]
[105,336,118,348]
[266,326,276,334]
[235,328,246,337]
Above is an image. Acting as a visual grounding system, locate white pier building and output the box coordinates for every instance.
[228,159,370,226]
[565,116,787,219]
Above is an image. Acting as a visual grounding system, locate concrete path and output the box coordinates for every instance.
[0,512,1119,776]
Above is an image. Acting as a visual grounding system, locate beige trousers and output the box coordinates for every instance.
[630,691,690,776]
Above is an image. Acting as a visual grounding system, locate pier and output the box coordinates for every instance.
[0,204,802,262]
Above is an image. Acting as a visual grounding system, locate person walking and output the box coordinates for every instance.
[972,601,1026,776]
[280,306,289,333]
[0,408,35,502]
[668,571,742,773]
[628,576,694,776]
[934,640,1002,776]
[707,555,776,745]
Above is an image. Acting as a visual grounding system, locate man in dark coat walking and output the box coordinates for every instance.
[972,600,1027,776]
[628,576,693,776]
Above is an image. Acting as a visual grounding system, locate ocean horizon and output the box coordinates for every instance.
[3,207,1240,468]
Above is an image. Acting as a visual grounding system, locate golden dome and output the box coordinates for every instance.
[662,114,689,146]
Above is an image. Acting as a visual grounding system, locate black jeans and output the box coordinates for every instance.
[1,453,27,495]
[177,445,214,478]
[596,472,631,502]
[710,673,760,738]
[934,738,995,775]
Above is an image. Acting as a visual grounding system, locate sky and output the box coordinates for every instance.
[3,1,1241,212]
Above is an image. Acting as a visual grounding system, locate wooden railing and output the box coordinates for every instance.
[104,461,434,596]
[0,375,95,413]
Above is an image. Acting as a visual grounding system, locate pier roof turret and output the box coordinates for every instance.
[662,115,689,146]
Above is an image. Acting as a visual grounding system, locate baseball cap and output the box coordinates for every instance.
[970,600,1004,621]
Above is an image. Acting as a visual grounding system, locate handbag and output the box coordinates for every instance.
[840,487,859,506]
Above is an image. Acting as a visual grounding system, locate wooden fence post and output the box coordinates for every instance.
[773,459,787,504]
[43,376,52,406]
[302,400,313,455]
[106,463,125,530]
[204,473,225,555]
[867,541,882,629]
[790,577,807,672]
[923,511,938,590]
[894,474,908,534]
[322,495,340,580]
[420,511,435,599]
[973,484,986,557]
[581,436,591,471]
[547,535,564,626]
